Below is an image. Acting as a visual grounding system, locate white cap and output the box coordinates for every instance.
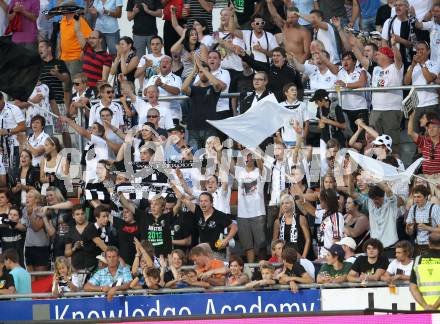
[372,134,392,153]
[336,237,357,250]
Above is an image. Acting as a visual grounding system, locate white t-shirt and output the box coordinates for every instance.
[235,166,266,218]
[27,131,49,166]
[194,68,231,112]
[0,102,25,146]
[411,60,440,107]
[381,16,407,52]
[303,63,337,90]
[145,72,183,120]
[211,185,232,215]
[201,35,214,49]
[422,21,440,67]
[89,101,124,127]
[386,259,414,276]
[371,63,403,111]
[137,53,165,85]
[85,135,109,183]
[280,100,311,143]
[337,67,368,111]
[27,83,53,126]
[242,30,278,63]
[0,0,10,36]
[316,23,339,64]
[218,32,245,71]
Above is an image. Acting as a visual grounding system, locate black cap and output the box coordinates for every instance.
[167,124,185,133]
[309,89,330,102]
[327,244,345,258]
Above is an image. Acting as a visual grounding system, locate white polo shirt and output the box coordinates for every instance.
[194,68,231,112]
[304,63,337,90]
[422,21,440,67]
[89,101,124,128]
[280,100,311,143]
[132,96,174,130]
[371,63,403,111]
[84,134,109,183]
[242,30,278,63]
[27,131,49,166]
[411,60,440,107]
[0,102,25,146]
[337,67,368,111]
[145,72,183,120]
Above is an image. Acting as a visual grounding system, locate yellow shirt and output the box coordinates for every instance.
[60,16,92,61]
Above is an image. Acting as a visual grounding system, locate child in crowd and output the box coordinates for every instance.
[245,261,278,289]
[52,257,80,295]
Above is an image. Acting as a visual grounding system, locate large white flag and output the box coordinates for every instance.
[207,95,299,148]
[347,150,423,184]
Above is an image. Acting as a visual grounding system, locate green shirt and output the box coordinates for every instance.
[318,262,352,278]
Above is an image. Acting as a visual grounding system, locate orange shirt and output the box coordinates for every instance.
[196,259,225,279]
[60,16,92,61]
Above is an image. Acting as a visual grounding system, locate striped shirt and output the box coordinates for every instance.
[407,202,440,244]
[186,0,215,33]
[416,135,440,175]
[39,59,69,104]
[82,45,112,87]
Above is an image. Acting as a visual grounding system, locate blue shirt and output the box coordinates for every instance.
[49,0,85,23]
[88,264,132,287]
[358,0,380,18]
[10,267,31,299]
[93,0,123,33]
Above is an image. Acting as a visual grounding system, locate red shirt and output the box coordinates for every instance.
[416,135,440,175]
[81,44,112,87]
[162,0,184,21]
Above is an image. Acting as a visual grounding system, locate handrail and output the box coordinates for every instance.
[90,85,440,104]
[0,281,408,300]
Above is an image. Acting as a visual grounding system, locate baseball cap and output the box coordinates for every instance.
[427,118,440,126]
[372,134,392,152]
[309,89,330,102]
[328,244,345,258]
[336,237,357,250]
[167,124,185,133]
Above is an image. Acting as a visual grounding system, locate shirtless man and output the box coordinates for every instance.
[267,0,311,64]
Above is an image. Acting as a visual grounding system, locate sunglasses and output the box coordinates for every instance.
[147,115,159,118]
[254,21,265,26]
[73,82,81,86]
[106,90,114,94]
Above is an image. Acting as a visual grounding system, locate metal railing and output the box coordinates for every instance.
[0,281,407,300]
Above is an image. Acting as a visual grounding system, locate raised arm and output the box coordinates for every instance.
[267,0,286,30]
[60,116,91,140]
[408,111,419,142]
[170,5,184,36]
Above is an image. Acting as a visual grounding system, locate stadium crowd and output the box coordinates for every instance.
[0,0,439,308]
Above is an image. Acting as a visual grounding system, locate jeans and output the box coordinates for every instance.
[64,60,83,89]
[361,16,376,33]
[188,129,218,151]
[102,30,120,56]
[133,34,153,57]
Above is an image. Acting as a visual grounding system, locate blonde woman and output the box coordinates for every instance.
[52,257,80,296]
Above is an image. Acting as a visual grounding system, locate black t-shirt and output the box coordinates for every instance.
[39,59,70,104]
[351,255,389,275]
[50,210,74,257]
[0,224,25,266]
[188,85,221,131]
[171,212,193,241]
[317,104,346,147]
[410,250,440,284]
[284,263,307,277]
[375,5,392,27]
[163,269,175,283]
[126,0,161,36]
[67,223,101,270]
[113,217,141,266]
[0,270,14,291]
[194,205,232,252]
[135,208,173,257]
[319,0,346,21]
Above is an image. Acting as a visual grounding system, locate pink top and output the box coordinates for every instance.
[8,0,39,43]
